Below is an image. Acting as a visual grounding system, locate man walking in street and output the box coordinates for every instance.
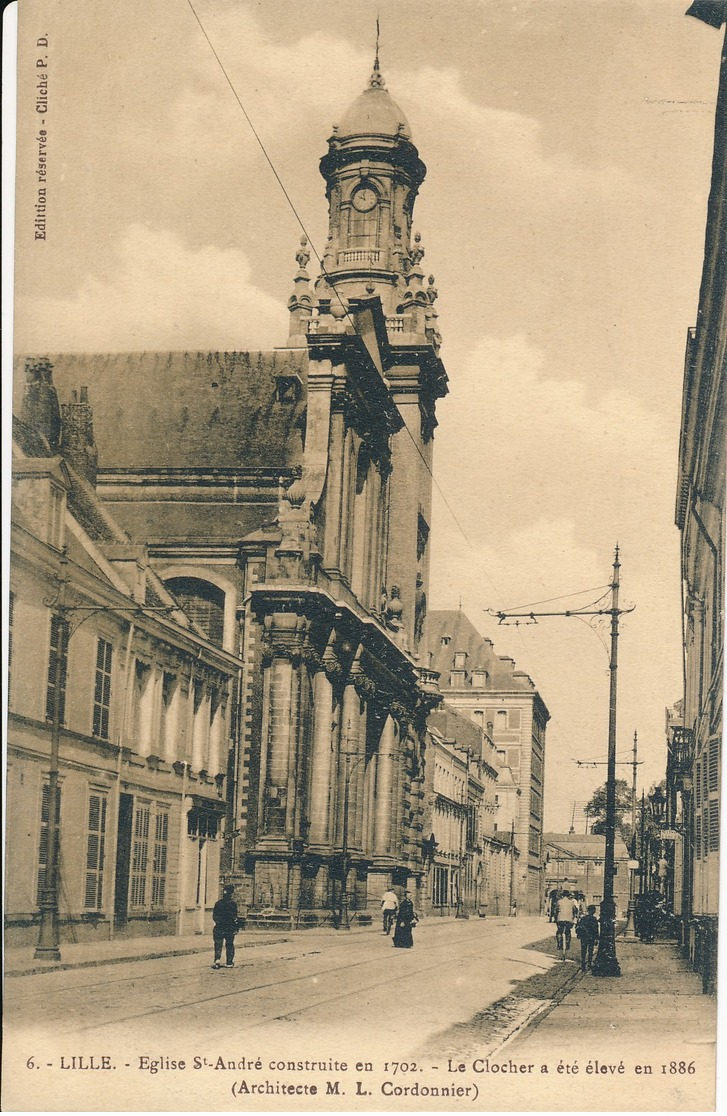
[381,887,399,935]
[576,904,600,971]
[212,884,239,969]
[555,890,579,957]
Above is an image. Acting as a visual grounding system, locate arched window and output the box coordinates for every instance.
[166,577,225,647]
[348,204,379,248]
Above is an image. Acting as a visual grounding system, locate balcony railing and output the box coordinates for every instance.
[669,726,695,774]
[339,249,381,264]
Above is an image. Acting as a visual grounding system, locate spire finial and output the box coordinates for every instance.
[370,16,386,88]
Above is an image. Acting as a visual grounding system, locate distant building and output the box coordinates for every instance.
[543,833,630,918]
[424,611,549,914]
[672,5,726,997]
[424,706,516,918]
[8,368,239,947]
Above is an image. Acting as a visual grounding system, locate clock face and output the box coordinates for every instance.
[352,186,378,212]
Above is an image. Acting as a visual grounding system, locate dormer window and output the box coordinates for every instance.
[471,670,488,688]
[453,651,467,670]
[441,634,451,647]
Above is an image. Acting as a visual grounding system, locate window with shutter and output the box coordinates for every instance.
[46,614,69,723]
[695,814,702,860]
[708,799,719,853]
[708,736,719,793]
[129,804,150,907]
[695,760,702,808]
[92,639,113,740]
[84,793,107,909]
[37,783,61,904]
[152,810,169,906]
[8,591,14,702]
[702,758,709,808]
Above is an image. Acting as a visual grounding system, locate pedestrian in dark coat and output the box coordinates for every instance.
[576,904,599,971]
[212,885,238,969]
[392,891,418,949]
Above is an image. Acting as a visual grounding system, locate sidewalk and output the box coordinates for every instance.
[501,934,717,1110]
[4,922,380,978]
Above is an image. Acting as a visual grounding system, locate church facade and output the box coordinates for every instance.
[14,59,449,928]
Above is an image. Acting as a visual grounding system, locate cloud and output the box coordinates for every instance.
[14,224,284,352]
[434,333,676,547]
[429,335,682,826]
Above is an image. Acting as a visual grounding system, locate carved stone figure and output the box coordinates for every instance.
[385,584,404,630]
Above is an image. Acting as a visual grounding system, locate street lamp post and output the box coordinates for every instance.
[34,553,69,961]
[592,547,622,977]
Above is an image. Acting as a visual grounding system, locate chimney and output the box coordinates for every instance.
[61,385,99,485]
[20,357,61,450]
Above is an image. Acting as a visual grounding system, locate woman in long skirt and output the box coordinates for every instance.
[392,891,417,948]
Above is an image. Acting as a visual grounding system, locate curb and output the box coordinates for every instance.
[4,936,292,979]
[493,963,583,1053]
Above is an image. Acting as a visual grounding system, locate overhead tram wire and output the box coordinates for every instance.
[185,0,478,561]
[501,583,611,612]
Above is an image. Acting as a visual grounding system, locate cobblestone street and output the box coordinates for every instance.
[4,919,718,1110]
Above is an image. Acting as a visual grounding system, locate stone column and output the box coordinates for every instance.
[352,695,368,853]
[262,656,296,835]
[374,716,396,856]
[323,410,346,572]
[307,668,334,846]
[338,682,361,848]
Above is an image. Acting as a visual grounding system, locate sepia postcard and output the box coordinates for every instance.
[3,0,725,1111]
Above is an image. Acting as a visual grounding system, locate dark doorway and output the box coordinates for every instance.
[114,793,133,927]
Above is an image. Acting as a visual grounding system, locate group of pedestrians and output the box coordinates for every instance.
[207,883,422,969]
[380,887,418,948]
[551,888,600,971]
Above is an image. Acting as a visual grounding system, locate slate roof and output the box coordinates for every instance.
[544,832,630,860]
[13,350,308,471]
[428,705,483,754]
[425,609,536,692]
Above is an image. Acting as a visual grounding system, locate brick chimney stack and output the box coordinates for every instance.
[20,357,61,450]
[61,385,99,486]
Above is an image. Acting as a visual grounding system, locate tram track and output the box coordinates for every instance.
[47,924,536,1037]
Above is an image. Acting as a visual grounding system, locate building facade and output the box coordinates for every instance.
[543,833,630,919]
[424,610,549,914]
[8,372,239,947]
[423,706,515,918]
[12,60,449,929]
[672,6,726,995]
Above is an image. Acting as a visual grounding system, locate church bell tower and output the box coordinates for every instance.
[314,56,437,338]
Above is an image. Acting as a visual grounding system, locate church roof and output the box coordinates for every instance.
[338,68,411,140]
[13,350,307,471]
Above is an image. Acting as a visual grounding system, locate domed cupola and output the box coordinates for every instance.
[314,55,428,322]
[337,59,412,141]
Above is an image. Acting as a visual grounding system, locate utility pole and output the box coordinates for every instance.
[591,548,622,977]
[488,545,631,977]
[622,729,639,941]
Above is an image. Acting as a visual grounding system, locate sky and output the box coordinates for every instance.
[11,0,724,829]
